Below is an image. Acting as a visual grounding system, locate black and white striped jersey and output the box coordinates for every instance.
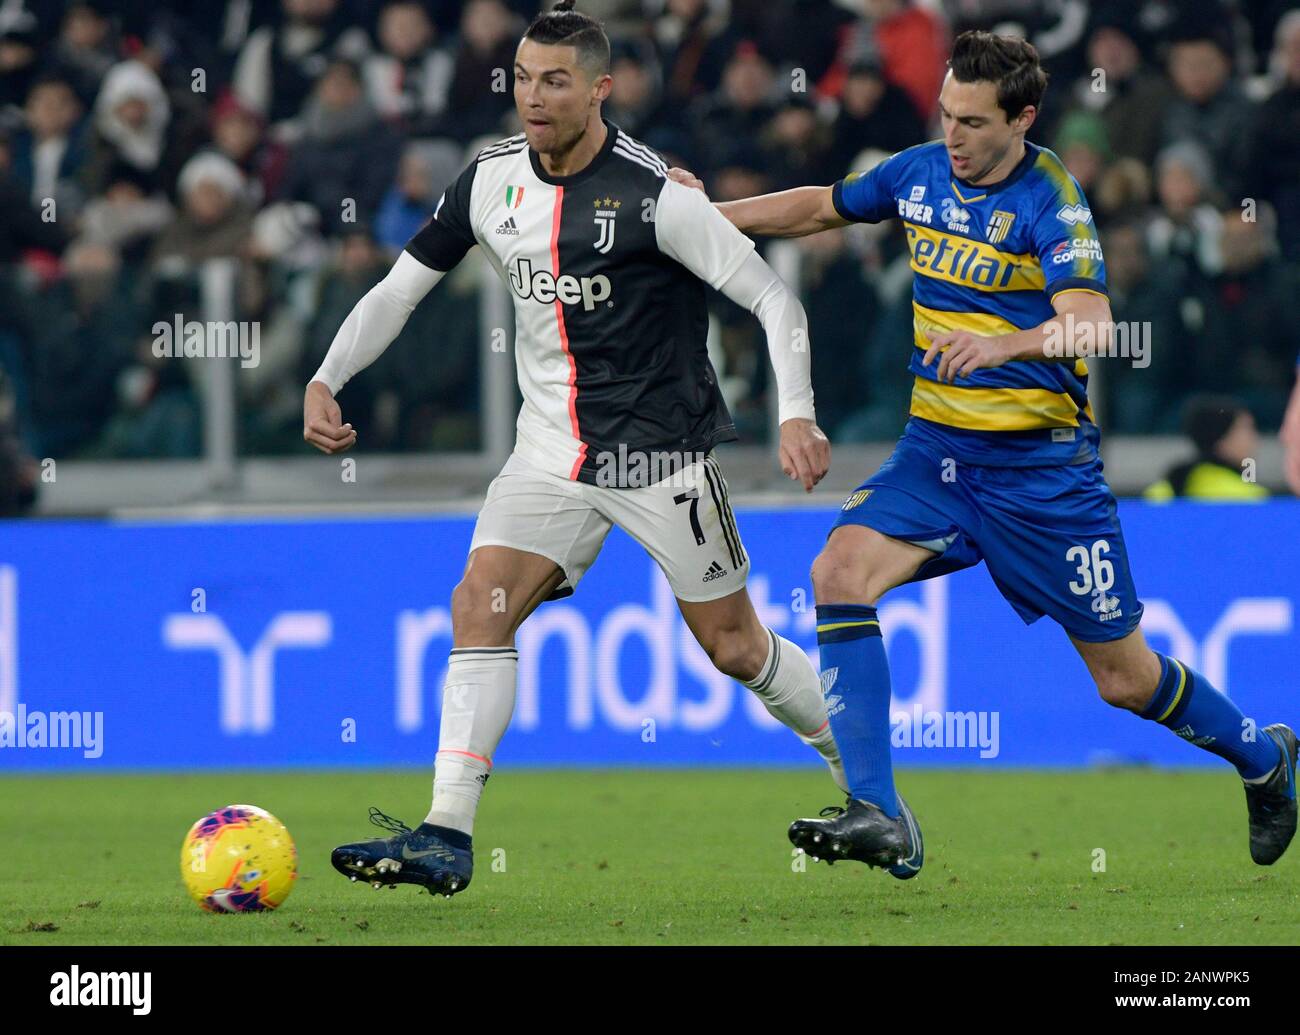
[406,118,755,487]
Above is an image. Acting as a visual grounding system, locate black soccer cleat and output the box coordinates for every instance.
[789,794,922,876]
[331,807,473,897]
[1244,724,1297,866]
[887,794,924,880]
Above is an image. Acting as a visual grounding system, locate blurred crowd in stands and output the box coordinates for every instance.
[1,0,1299,494]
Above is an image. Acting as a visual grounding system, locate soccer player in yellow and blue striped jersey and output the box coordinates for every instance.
[693,30,1297,876]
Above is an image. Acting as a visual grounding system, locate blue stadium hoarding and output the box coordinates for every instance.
[0,502,1296,771]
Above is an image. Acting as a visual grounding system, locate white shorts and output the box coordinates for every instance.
[468,450,750,602]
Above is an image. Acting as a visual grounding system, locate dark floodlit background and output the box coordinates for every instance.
[0,0,1298,510]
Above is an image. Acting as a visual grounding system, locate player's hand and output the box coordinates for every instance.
[923,330,1012,383]
[779,417,830,492]
[303,380,357,454]
[667,166,706,195]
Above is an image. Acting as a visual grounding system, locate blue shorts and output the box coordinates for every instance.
[832,430,1144,642]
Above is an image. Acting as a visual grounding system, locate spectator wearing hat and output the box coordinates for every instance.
[1146,141,1223,284]
[209,90,290,205]
[81,59,176,196]
[1051,109,1110,200]
[151,151,254,267]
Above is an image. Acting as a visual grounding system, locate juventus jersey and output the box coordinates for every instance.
[406,119,755,486]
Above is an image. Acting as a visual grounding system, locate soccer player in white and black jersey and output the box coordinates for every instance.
[306,0,843,897]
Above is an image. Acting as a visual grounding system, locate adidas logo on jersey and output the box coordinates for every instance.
[509,257,612,311]
[495,217,520,236]
[702,560,727,583]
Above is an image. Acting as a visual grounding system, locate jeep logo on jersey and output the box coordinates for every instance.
[593,197,620,254]
[509,257,612,311]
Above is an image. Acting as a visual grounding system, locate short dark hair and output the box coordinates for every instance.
[949,30,1048,121]
[1183,394,1247,457]
[523,0,610,79]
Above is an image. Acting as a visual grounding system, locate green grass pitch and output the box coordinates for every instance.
[3,768,1296,945]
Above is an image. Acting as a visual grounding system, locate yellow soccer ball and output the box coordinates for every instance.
[180,804,298,912]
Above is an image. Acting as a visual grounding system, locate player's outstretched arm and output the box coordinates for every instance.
[303,251,444,454]
[666,167,847,238]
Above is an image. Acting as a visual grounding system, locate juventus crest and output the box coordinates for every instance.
[593,196,621,253]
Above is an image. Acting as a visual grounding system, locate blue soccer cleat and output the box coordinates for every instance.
[1244,724,1297,865]
[331,807,473,897]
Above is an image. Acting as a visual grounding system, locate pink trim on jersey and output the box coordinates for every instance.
[550,186,587,480]
[437,748,493,768]
[802,720,830,738]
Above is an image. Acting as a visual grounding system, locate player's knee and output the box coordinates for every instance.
[450,575,513,641]
[699,625,767,682]
[1093,668,1150,712]
[811,546,875,604]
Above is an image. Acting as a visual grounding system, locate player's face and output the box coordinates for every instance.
[514,39,610,156]
[937,71,1034,184]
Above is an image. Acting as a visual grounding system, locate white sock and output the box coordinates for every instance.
[424,647,518,836]
[744,628,847,793]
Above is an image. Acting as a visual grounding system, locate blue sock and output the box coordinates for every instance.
[816,604,898,818]
[1141,653,1281,779]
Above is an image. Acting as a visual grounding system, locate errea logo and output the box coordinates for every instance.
[941,198,971,234]
[509,257,612,311]
[1056,203,1092,226]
